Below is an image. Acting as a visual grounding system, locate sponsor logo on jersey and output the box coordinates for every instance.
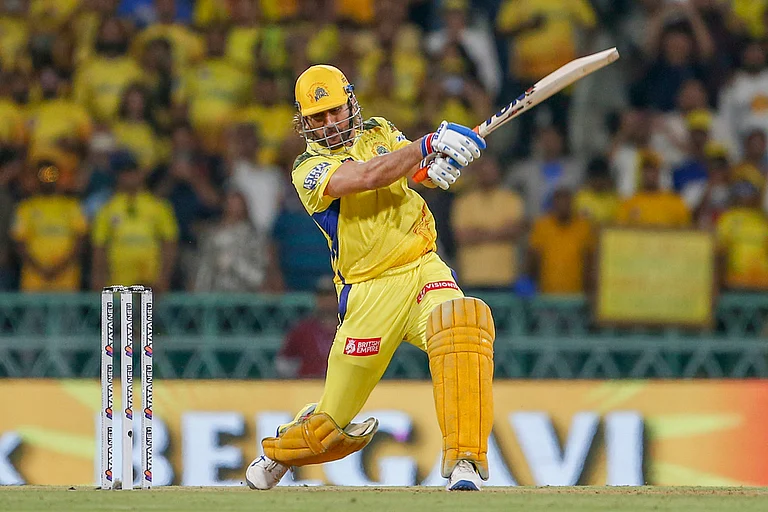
[416,281,460,304]
[344,337,382,356]
[303,162,331,190]
[375,145,389,155]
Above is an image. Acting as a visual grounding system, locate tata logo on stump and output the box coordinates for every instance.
[343,337,381,356]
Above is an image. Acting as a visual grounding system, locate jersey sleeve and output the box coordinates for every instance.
[292,154,342,214]
[378,117,410,151]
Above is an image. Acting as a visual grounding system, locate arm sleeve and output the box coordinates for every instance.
[380,117,411,151]
[292,156,343,213]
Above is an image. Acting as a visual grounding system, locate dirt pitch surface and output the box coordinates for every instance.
[1,486,767,512]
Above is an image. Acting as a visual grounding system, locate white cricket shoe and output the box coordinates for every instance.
[446,460,482,491]
[245,455,289,490]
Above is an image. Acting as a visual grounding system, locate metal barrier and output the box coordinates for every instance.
[1,292,767,379]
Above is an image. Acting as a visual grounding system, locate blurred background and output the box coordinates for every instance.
[2,0,768,488]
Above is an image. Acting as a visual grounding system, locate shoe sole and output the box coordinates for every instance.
[447,479,480,491]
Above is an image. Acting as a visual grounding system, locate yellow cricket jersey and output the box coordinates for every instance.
[132,24,205,71]
[716,207,768,289]
[234,103,295,165]
[74,56,143,122]
[11,195,87,291]
[616,192,691,228]
[292,117,437,284]
[92,192,178,286]
[226,26,260,71]
[0,99,26,146]
[0,16,28,71]
[575,189,619,225]
[28,98,92,157]
[111,120,162,171]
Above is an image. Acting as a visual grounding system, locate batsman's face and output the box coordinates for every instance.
[306,104,353,149]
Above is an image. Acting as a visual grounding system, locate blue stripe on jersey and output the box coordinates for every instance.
[311,199,342,281]
[338,284,352,324]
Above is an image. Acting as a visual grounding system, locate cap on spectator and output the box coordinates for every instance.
[638,149,662,169]
[314,275,336,295]
[685,109,713,132]
[110,150,139,173]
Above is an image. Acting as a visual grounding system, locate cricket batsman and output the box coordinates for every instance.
[245,65,495,491]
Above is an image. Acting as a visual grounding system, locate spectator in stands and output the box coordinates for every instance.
[234,72,296,166]
[359,59,418,135]
[152,122,222,287]
[112,83,162,172]
[0,1,30,72]
[731,129,768,195]
[179,23,250,153]
[28,66,92,191]
[11,160,87,292]
[194,189,283,293]
[223,123,282,233]
[0,152,23,290]
[72,0,121,66]
[496,0,596,155]
[690,143,731,230]
[91,151,178,292]
[720,40,768,160]
[224,0,261,72]
[716,180,768,290]
[671,109,713,194]
[74,16,142,123]
[140,37,176,134]
[610,109,666,197]
[631,4,714,111]
[617,150,691,227]
[426,0,502,98]
[528,188,594,295]
[509,125,582,218]
[452,157,524,290]
[575,156,619,225]
[132,0,203,69]
[0,72,27,153]
[651,78,714,168]
[276,275,338,379]
[80,127,118,219]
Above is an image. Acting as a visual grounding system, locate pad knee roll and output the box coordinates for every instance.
[262,412,378,467]
[427,297,495,480]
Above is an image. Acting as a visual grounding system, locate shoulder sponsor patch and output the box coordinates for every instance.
[303,162,332,190]
[416,281,460,304]
[343,337,381,356]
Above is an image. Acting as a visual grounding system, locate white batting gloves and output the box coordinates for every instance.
[428,156,462,190]
[422,121,487,167]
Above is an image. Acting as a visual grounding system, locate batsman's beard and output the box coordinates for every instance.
[301,100,363,152]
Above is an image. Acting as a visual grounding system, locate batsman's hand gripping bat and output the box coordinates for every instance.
[413,47,620,183]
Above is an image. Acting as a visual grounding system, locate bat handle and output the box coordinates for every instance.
[412,125,482,184]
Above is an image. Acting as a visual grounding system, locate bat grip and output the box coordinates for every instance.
[412,125,482,184]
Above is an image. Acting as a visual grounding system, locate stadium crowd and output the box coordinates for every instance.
[1,0,768,296]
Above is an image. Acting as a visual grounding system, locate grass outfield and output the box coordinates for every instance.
[1,486,767,512]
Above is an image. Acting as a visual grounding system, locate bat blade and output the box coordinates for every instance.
[476,47,619,137]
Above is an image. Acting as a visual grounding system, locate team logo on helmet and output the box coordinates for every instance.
[314,87,329,101]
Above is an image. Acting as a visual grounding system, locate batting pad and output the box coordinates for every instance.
[262,412,378,467]
[427,297,495,480]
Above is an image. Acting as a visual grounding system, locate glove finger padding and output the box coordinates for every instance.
[428,156,462,190]
[427,297,495,480]
[262,412,378,467]
[430,121,486,167]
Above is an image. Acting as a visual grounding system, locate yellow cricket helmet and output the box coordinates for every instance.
[294,64,363,152]
[295,65,353,117]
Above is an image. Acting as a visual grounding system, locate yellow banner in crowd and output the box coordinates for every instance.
[1,380,766,487]
[597,228,715,327]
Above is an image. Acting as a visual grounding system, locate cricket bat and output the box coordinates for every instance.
[413,47,620,183]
